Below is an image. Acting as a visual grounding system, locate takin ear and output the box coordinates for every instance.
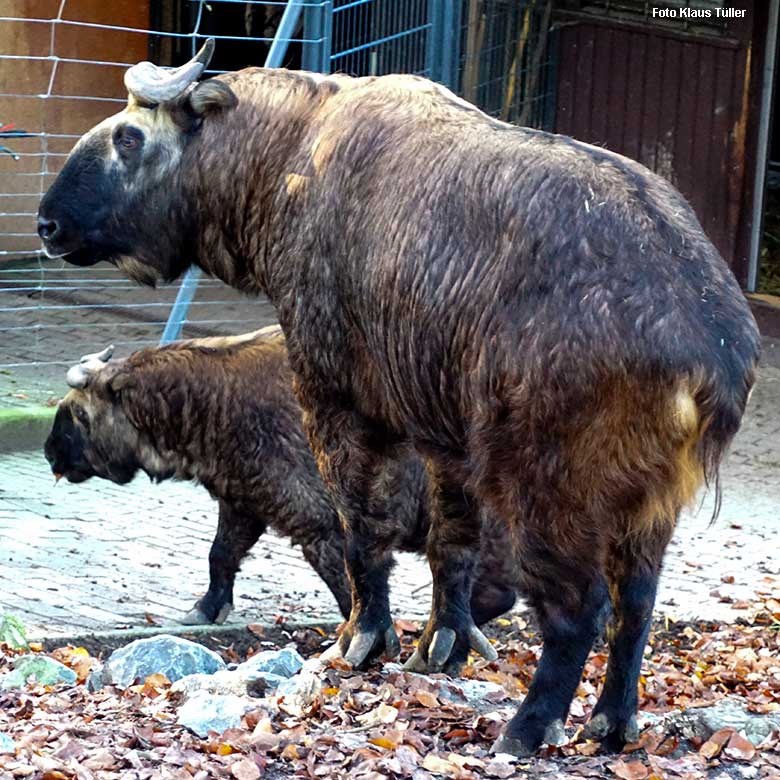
[187,79,238,117]
[106,369,134,396]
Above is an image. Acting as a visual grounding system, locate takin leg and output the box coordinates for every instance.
[307,408,401,668]
[181,501,266,625]
[470,514,518,626]
[493,546,610,757]
[404,463,498,675]
[582,527,672,750]
[300,535,354,620]
[470,580,518,627]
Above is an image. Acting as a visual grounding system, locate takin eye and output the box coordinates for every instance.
[73,405,90,430]
[113,126,144,156]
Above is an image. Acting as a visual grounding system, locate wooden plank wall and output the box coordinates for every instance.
[554,8,759,280]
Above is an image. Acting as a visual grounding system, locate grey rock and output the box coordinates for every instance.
[177,693,255,738]
[238,647,303,679]
[663,698,780,746]
[275,665,324,716]
[0,654,77,690]
[0,733,15,754]
[173,670,252,699]
[104,635,225,689]
[437,678,507,707]
[172,668,288,702]
[86,665,104,693]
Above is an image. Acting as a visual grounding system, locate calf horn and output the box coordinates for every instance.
[124,38,215,103]
[66,345,114,389]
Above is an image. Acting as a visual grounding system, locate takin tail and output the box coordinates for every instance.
[687,358,758,524]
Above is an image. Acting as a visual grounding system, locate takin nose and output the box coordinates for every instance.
[37,216,60,242]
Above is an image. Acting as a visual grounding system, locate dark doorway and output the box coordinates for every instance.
[149,1,303,71]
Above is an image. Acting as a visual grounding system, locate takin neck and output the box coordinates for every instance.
[183,69,338,304]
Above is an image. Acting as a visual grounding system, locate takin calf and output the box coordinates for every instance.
[38,41,760,754]
[44,327,518,628]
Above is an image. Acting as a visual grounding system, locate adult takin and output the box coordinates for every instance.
[43,327,519,628]
[38,41,760,755]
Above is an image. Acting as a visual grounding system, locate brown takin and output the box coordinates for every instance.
[38,41,760,755]
[43,327,518,628]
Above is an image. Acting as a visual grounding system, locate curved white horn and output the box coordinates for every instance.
[124,38,215,103]
[79,345,114,365]
[66,345,114,388]
[66,364,90,389]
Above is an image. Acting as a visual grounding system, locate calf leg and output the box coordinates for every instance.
[493,545,609,757]
[470,581,518,627]
[583,529,671,750]
[181,502,265,625]
[305,407,401,668]
[470,519,518,625]
[300,536,354,620]
[404,464,498,675]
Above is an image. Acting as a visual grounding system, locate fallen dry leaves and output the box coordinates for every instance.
[0,593,778,779]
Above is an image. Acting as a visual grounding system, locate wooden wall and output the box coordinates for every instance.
[553,4,763,282]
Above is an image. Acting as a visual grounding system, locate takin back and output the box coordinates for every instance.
[44,327,518,628]
[38,42,760,755]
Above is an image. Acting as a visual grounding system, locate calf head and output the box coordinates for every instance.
[37,39,237,285]
[44,347,150,484]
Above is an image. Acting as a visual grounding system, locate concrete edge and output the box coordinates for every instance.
[0,406,56,454]
[34,619,341,655]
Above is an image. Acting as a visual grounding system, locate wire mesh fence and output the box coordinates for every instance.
[0,0,556,405]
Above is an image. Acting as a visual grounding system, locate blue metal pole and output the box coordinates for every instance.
[303,1,333,74]
[161,0,310,344]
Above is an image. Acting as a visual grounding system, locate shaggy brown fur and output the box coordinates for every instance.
[39,64,760,754]
[44,327,518,627]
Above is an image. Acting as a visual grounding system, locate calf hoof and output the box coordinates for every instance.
[213,603,234,625]
[179,601,233,626]
[404,623,497,676]
[491,718,566,757]
[180,606,210,625]
[582,711,639,749]
[321,624,400,669]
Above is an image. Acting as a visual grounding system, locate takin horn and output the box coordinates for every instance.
[124,38,215,103]
[66,345,114,389]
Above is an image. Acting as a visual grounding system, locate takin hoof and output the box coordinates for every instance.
[403,623,498,676]
[179,602,233,626]
[582,711,639,748]
[320,624,400,669]
[490,719,566,757]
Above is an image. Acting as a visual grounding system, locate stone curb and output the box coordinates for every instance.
[0,406,56,454]
[35,620,340,656]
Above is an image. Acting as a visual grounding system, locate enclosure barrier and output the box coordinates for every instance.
[0,0,556,401]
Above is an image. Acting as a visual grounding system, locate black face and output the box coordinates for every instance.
[44,403,139,485]
[44,405,96,483]
[37,120,193,285]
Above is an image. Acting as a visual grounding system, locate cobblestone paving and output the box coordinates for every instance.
[0,364,777,639]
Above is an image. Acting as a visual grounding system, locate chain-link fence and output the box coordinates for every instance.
[0,0,555,406]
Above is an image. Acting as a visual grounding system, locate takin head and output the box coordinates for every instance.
[44,347,157,485]
[36,39,237,286]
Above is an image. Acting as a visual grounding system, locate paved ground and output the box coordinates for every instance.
[0,362,777,640]
[0,262,275,408]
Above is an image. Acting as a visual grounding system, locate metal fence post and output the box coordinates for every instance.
[161,0,311,344]
[427,0,461,91]
[302,1,334,74]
